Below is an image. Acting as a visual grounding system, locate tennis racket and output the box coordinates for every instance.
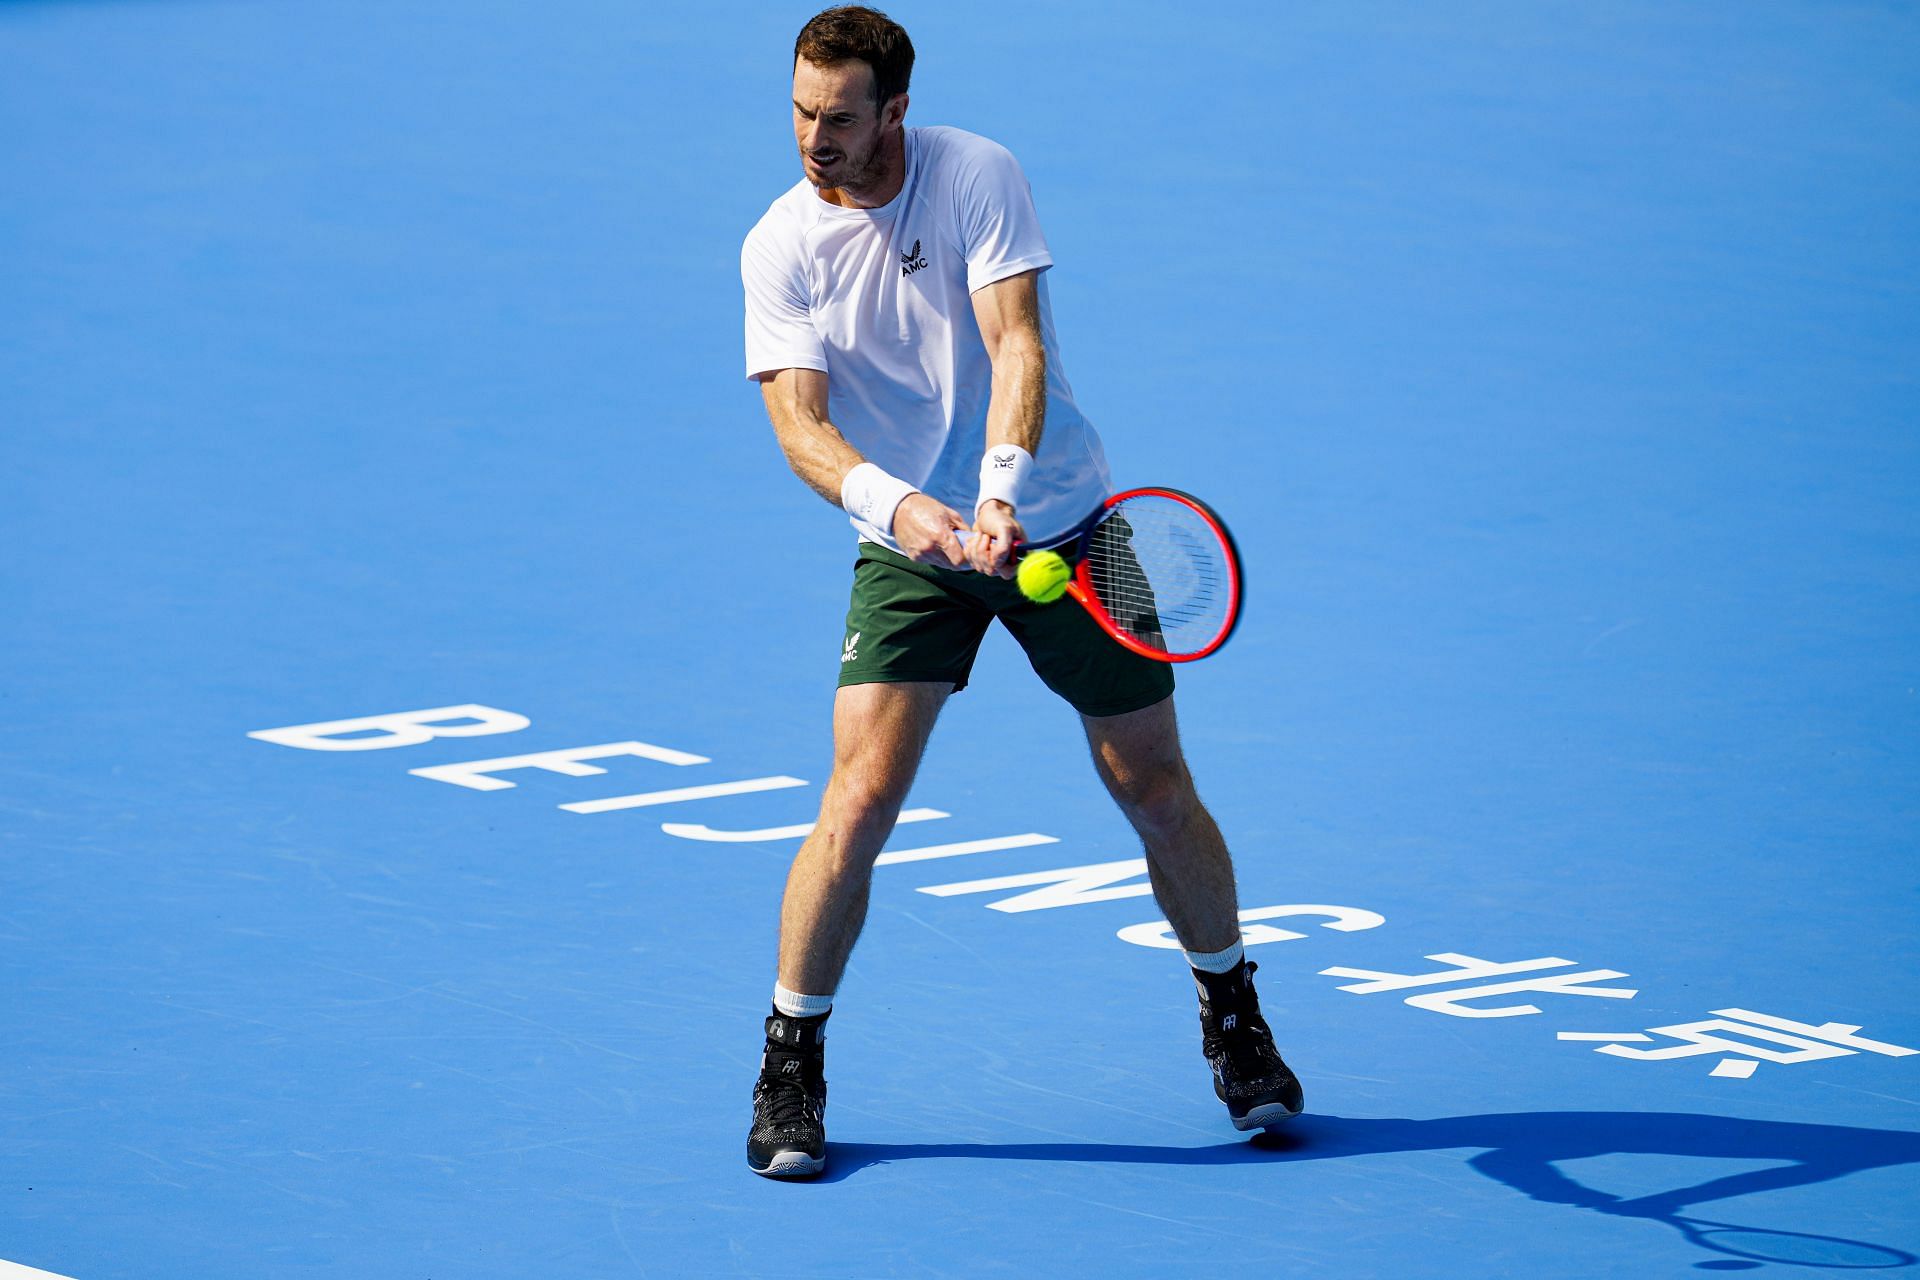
[1660,1213,1914,1269]
[973,486,1244,663]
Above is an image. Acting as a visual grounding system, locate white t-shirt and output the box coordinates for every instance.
[741,125,1110,552]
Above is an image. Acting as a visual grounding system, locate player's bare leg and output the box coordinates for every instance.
[779,679,950,993]
[1083,693,1305,1130]
[1081,694,1240,953]
[749,679,949,1178]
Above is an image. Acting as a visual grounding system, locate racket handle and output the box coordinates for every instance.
[953,528,1027,556]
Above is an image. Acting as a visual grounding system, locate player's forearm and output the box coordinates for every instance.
[762,374,924,539]
[771,409,866,505]
[760,370,869,504]
[982,331,1046,456]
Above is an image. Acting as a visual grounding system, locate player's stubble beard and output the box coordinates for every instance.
[801,124,896,203]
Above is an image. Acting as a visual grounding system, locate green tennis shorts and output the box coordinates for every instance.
[836,543,1174,718]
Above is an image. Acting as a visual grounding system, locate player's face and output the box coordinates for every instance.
[791,58,900,194]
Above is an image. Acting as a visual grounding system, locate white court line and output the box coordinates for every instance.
[560,776,808,814]
[0,1259,80,1280]
[660,807,951,842]
[875,833,1059,866]
[1557,1032,1653,1042]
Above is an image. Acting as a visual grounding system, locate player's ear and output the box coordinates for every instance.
[882,91,909,130]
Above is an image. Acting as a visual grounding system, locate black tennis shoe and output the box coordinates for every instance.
[1194,960,1305,1130]
[747,1011,828,1178]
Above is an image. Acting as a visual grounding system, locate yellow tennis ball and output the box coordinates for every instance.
[1016,550,1072,604]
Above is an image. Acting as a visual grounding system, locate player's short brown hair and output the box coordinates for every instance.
[794,6,915,109]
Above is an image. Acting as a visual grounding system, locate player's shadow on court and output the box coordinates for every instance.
[828,1111,1920,1269]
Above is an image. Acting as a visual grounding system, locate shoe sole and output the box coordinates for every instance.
[749,1150,826,1178]
[1232,1101,1303,1131]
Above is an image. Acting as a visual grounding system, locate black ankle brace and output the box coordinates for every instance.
[765,1009,829,1053]
[1192,959,1258,1008]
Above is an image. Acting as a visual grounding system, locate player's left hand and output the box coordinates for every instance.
[968,500,1023,578]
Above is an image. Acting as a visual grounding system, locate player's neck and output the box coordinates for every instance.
[816,128,907,210]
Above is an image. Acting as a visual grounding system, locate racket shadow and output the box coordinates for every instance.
[824,1111,1920,1268]
[1305,1111,1920,1270]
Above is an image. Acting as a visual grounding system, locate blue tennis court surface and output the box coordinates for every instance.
[4,2,1917,1275]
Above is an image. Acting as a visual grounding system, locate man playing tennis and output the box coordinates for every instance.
[740,5,1302,1178]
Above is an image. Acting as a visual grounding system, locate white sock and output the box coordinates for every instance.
[1185,937,1245,974]
[772,982,833,1018]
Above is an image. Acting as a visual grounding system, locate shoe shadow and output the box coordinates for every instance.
[824,1111,1920,1270]
[821,1134,1295,1182]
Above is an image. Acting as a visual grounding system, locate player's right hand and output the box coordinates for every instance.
[892,494,969,569]
[966,499,1023,579]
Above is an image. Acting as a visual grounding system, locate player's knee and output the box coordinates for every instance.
[1108,765,1198,838]
[820,767,911,838]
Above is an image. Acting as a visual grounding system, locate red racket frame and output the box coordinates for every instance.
[1056,486,1244,664]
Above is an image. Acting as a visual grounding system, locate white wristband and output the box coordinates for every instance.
[976,444,1034,517]
[840,462,918,536]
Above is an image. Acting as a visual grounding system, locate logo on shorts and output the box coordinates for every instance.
[899,239,928,277]
[842,631,861,664]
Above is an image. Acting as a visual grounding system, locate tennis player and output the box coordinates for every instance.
[739,5,1302,1178]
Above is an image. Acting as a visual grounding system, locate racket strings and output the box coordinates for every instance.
[1082,496,1233,656]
